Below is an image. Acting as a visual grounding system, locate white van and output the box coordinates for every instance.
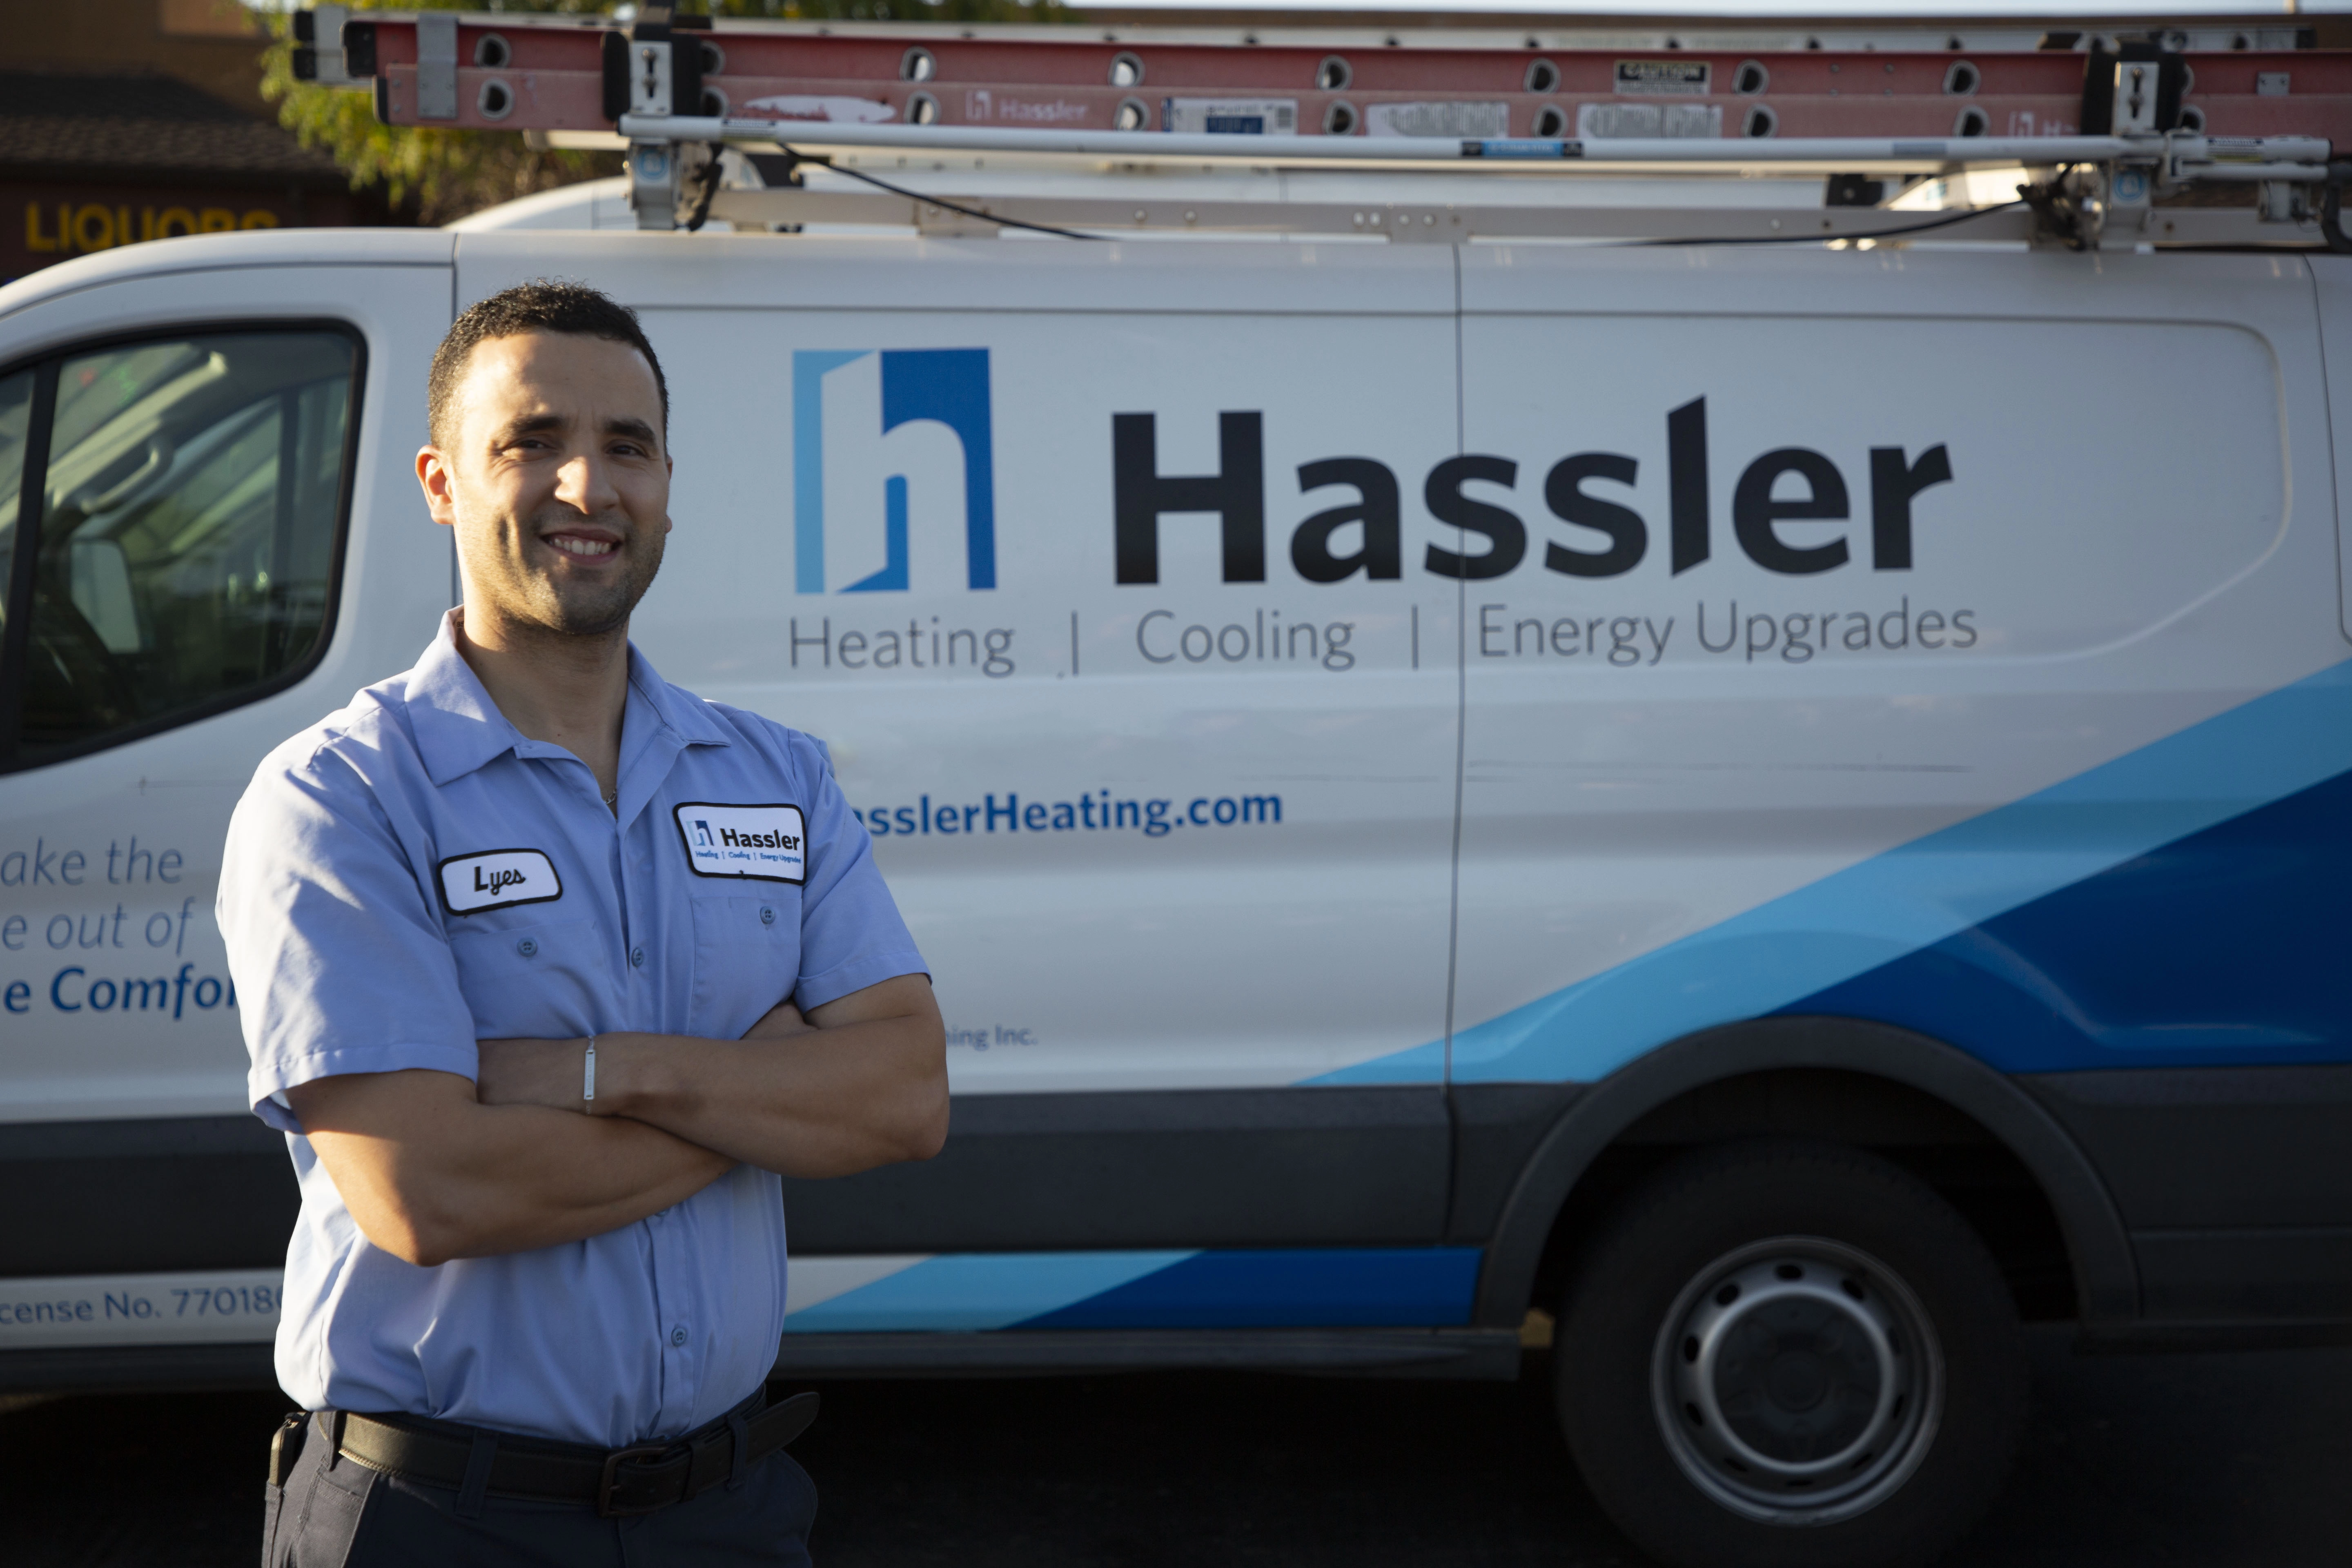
[1,207,2347,1564]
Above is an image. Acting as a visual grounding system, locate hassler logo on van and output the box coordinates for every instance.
[791,362,1957,596]
[794,347,996,594]
[1114,396,1956,586]
[5,17,2352,1566]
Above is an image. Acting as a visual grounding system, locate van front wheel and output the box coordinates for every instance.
[1554,1141,2026,1568]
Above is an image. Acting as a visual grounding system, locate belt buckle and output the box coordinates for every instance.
[596,1443,675,1518]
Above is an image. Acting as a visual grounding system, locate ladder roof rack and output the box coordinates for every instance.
[302,6,2351,252]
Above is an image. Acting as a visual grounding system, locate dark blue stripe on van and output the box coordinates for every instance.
[1317,657,2352,1086]
[1016,1247,1482,1330]
[1775,762,2352,1071]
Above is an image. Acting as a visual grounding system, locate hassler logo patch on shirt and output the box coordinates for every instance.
[674,802,808,885]
[437,848,564,916]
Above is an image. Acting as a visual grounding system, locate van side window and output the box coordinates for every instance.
[0,371,31,644]
[0,329,360,770]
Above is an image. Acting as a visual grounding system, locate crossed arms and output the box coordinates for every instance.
[283,974,947,1268]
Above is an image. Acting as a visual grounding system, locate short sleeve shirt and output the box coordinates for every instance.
[217,611,925,1447]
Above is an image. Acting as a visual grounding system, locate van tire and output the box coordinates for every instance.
[1554,1140,2026,1568]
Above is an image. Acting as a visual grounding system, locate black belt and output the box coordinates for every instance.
[295,1389,820,1518]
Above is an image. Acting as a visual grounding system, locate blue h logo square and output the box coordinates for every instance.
[793,348,996,594]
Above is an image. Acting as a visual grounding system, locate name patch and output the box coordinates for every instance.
[437,849,563,916]
[674,803,808,885]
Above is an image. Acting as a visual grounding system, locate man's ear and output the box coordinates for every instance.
[416,446,459,528]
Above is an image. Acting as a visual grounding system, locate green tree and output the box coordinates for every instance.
[263,0,1069,225]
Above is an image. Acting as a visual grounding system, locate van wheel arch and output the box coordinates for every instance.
[1470,1016,2138,1330]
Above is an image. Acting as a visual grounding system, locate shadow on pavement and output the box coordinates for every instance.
[4,1327,2345,1566]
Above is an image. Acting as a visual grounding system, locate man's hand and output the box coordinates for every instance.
[566,975,947,1178]
[285,1069,734,1267]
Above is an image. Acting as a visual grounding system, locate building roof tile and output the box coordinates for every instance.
[0,71,347,186]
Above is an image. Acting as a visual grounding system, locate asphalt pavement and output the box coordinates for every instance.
[8,1327,2347,1566]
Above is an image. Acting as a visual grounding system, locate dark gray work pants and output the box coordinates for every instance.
[262,1412,818,1567]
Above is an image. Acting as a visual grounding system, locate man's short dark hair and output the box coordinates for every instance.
[428,280,669,449]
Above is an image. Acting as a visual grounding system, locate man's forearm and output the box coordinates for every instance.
[416,1102,736,1261]
[476,976,949,1179]
[589,1015,945,1177]
[289,1070,735,1266]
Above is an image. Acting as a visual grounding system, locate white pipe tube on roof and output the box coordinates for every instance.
[619,116,2332,170]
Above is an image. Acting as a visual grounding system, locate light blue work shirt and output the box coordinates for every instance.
[218,610,925,1448]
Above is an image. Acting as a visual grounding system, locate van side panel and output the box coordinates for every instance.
[1445,249,2349,1334]
[0,260,453,1364]
[2022,1068,2352,1323]
[0,263,454,1128]
[778,1087,1450,1253]
[13,236,2350,1374]
[453,235,1468,1332]
[1446,251,2339,1085]
[1968,254,2352,1330]
[611,257,1464,1098]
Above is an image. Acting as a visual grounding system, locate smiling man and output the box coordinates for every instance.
[218,281,947,1564]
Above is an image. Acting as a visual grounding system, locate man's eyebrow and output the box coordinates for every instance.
[491,412,569,443]
[604,416,661,449]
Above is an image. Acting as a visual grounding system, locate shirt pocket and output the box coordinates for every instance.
[447,917,608,1039]
[689,893,800,1039]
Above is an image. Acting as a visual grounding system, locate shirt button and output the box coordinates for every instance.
[631,947,646,968]
[760,906,776,927]
[516,938,538,958]
[670,1325,688,1347]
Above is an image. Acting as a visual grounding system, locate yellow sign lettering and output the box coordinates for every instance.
[71,204,116,253]
[19,197,289,262]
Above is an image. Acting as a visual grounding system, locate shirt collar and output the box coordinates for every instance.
[625,645,735,751]
[405,609,732,788]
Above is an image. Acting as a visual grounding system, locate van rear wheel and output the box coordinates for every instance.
[1554,1141,2026,1568]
